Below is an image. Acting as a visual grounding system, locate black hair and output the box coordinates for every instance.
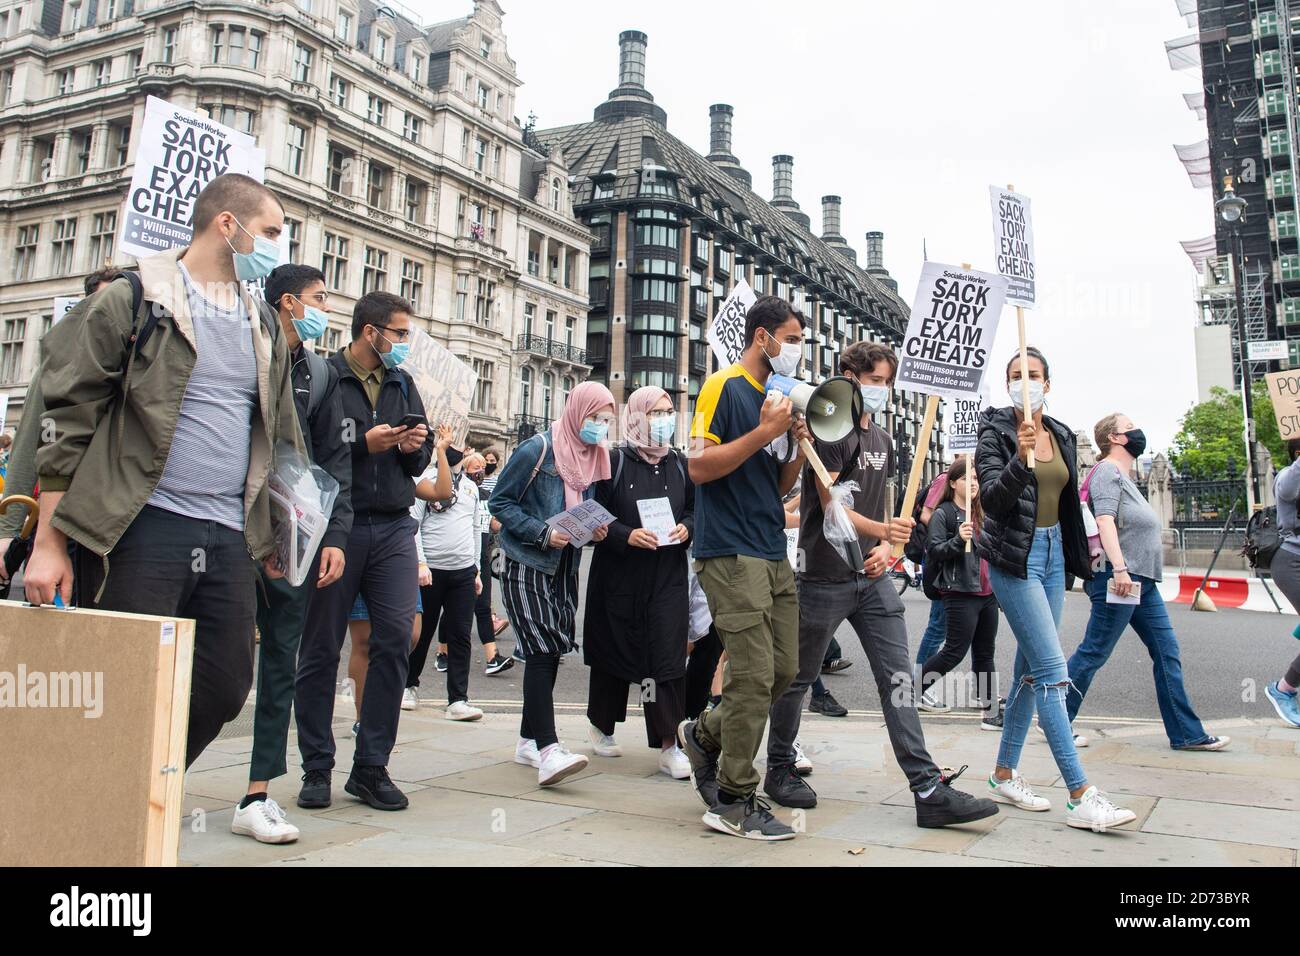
[352,291,412,340]
[192,173,284,232]
[84,266,120,296]
[744,295,805,347]
[1005,346,1050,382]
[265,264,325,312]
[840,340,897,384]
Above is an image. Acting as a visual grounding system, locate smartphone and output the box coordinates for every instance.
[398,414,427,430]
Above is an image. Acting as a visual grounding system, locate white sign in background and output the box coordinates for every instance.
[706,279,757,369]
[119,96,266,261]
[895,262,1009,402]
[1248,340,1290,362]
[52,297,81,324]
[989,186,1036,309]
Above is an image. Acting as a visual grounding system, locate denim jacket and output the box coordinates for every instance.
[488,432,593,576]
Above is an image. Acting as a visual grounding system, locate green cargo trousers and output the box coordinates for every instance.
[249,567,317,782]
[693,554,800,798]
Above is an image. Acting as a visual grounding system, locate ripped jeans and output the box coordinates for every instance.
[988,525,1087,792]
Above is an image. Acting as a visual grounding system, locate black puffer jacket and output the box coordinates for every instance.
[926,500,984,593]
[974,406,1091,581]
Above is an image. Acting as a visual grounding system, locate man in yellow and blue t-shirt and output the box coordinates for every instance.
[677,295,810,842]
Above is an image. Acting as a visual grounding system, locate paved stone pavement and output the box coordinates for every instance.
[179,701,1298,867]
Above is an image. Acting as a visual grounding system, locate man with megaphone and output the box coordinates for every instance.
[761,341,1000,831]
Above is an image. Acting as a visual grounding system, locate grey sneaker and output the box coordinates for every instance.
[676,719,720,809]
[702,794,796,841]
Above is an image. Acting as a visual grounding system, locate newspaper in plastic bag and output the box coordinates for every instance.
[268,441,340,587]
[822,480,865,572]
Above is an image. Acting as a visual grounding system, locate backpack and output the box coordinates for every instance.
[302,347,330,419]
[1078,464,1104,567]
[1244,506,1282,571]
[610,445,687,488]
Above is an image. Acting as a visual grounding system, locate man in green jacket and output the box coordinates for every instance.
[25,173,304,769]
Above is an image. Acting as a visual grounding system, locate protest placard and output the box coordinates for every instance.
[636,497,677,546]
[53,297,81,325]
[946,395,984,457]
[402,327,478,447]
[707,278,757,368]
[895,261,1009,401]
[1265,369,1300,440]
[546,500,615,548]
[118,96,265,260]
[989,186,1036,309]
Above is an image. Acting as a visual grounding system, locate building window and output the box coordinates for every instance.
[491,144,501,178]
[293,43,314,83]
[246,30,263,70]
[214,27,261,68]
[100,0,116,20]
[1274,169,1294,198]
[72,130,92,174]
[527,247,540,277]
[285,217,301,262]
[322,232,349,290]
[403,112,422,143]
[409,52,424,84]
[368,163,390,208]
[541,371,554,420]
[472,359,493,412]
[1262,49,1283,77]
[63,1,84,32]
[455,274,469,322]
[523,302,535,336]
[562,375,574,408]
[475,278,495,325]
[207,105,255,135]
[162,27,177,64]
[593,179,614,201]
[285,123,306,176]
[487,209,498,246]
[127,48,143,75]
[477,83,489,110]
[400,258,424,309]
[329,74,349,109]
[57,69,74,96]
[113,122,131,166]
[551,178,562,211]
[51,218,77,275]
[474,137,487,172]
[335,10,352,42]
[404,179,426,223]
[640,173,677,197]
[634,278,679,305]
[366,94,387,126]
[1,319,26,383]
[518,366,531,415]
[328,145,352,193]
[14,225,38,281]
[636,221,680,250]
[89,211,116,266]
[715,246,732,275]
[589,213,611,247]
[480,35,492,58]
[1279,211,1299,239]
[361,247,388,294]
[210,25,224,62]
[374,31,389,63]
[543,309,556,340]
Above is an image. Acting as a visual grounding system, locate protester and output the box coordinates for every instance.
[919,457,1001,731]
[294,291,433,813]
[761,340,997,828]
[27,174,301,771]
[976,347,1136,831]
[914,473,951,712]
[676,295,812,841]
[490,380,614,787]
[1268,437,1300,729]
[782,490,848,718]
[449,453,512,674]
[232,264,354,844]
[407,438,488,721]
[479,448,512,641]
[583,386,693,778]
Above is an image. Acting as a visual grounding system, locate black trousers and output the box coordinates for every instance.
[77,505,257,770]
[408,565,477,703]
[587,667,685,748]
[295,515,418,771]
[684,625,724,719]
[521,653,560,748]
[921,592,999,703]
[474,533,497,645]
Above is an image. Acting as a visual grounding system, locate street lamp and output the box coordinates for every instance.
[1215,176,1260,510]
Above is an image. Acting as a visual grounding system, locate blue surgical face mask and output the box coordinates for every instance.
[860,384,889,415]
[579,419,609,445]
[371,330,409,369]
[226,217,280,282]
[291,296,328,341]
[649,417,676,444]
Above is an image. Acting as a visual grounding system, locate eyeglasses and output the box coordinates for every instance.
[372,324,410,341]
[295,291,329,307]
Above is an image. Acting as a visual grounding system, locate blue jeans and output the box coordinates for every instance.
[1069,569,1209,748]
[915,599,947,668]
[988,525,1087,792]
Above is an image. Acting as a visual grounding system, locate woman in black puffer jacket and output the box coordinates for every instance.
[974,348,1136,834]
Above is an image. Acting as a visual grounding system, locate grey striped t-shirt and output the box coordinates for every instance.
[146,262,258,531]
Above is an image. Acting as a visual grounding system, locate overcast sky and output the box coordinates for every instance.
[415,0,1212,455]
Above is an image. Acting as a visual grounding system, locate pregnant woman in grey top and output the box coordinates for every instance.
[1066,413,1230,751]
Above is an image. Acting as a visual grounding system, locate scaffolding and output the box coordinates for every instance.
[1196,253,1271,382]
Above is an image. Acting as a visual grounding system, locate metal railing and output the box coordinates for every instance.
[516,334,587,365]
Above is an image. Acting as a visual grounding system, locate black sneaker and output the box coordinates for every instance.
[763,762,818,809]
[703,794,796,841]
[297,768,332,809]
[434,653,449,673]
[676,719,720,809]
[915,767,1000,828]
[484,654,515,675]
[981,698,1006,731]
[821,657,853,674]
[345,765,409,811]
[809,691,848,717]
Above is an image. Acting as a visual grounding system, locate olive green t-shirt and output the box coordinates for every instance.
[1035,431,1069,528]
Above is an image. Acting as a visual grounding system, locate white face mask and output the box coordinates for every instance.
[763,333,802,377]
[859,384,889,415]
[1013,379,1045,414]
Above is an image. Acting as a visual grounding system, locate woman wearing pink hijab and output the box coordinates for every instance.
[488,381,616,786]
[583,386,695,779]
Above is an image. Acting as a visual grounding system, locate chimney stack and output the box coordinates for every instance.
[618,30,647,89]
[705,104,751,188]
[595,30,666,124]
[821,195,843,243]
[865,231,884,270]
[771,155,810,230]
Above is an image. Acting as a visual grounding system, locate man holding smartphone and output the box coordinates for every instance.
[294,291,433,812]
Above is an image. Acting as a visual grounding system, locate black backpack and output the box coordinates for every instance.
[903,492,929,565]
[1244,506,1282,571]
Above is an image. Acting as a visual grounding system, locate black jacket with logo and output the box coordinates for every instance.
[290,345,353,550]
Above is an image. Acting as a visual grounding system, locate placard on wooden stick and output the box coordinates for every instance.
[0,604,195,866]
[990,184,1038,468]
[1265,369,1300,441]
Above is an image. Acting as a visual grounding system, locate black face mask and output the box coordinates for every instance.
[445,445,465,469]
[1119,429,1147,459]
[484,461,497,476]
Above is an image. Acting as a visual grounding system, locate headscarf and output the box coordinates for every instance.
[550,380,615,508]
[621,386,672,466]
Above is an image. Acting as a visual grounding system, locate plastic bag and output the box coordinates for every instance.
[267,441,339,587]
[822,480,865,572]
[686,561,712,643]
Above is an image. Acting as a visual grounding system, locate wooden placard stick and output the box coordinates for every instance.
[892,392,940,559]
[1008,183,1036,470]
[964,452,973,553]
[799,436,835,491]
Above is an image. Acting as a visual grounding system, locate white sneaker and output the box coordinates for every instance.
[401,688,418,711]
[231,797,300,844]
[987,771,1052,812]
[1034,722,1089,748]
[588,724,622,757]
[339,677,355,701]
[515,737,540,768]
[658,744,690,779]
[538,743,588,787]
[1065,786,1137,832]
[793,739,813,775]
[445,700,484,721]
[918,689,951,713]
